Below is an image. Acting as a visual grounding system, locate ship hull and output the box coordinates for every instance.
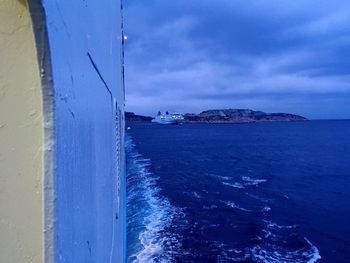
[0,1,126,262]
[152,119,183,125]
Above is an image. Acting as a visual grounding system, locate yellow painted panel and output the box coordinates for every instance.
[0,0,44,262]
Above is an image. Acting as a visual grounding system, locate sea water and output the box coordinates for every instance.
[126,120,350,262]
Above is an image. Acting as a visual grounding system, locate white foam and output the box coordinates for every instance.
[245,192,271,202]
[261,206,271,212]
[262,229,276,239]
[216,175,232,181]
[251,242,321,263]
[222,200,252,212]
[215,242,251,262]
[251,221,321,263]
[222,181,245,189]
[305,238,322,263]
[242,176,267,186]
[126,136,321,263]
[126,136,183,263]
[192,191,201,199]
[263,220,297,229]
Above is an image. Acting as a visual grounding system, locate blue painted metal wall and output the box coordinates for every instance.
[42,1,125,261]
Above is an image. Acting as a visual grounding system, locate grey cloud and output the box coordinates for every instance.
[124,0,350,119]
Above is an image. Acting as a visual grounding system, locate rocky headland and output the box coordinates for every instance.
[125,112,153,122]
[125,109,308,123]
[184,109,308,123]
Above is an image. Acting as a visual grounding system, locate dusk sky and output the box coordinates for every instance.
[124,0,350,119]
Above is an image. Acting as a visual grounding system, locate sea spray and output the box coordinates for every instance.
[126,136,184,263]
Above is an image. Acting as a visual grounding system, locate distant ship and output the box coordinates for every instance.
[152,111,185,125]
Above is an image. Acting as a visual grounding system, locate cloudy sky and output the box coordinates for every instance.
[124,0,350,119]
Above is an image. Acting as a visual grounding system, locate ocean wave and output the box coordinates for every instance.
[250,220,321,263]
[222,181,245,189]
[217,240,321,263]
[214,213,321,262]
[203,204,218,210]
[126,136,184,263]
[215,175,232,181]
[222,200,252,212]
[192,191,201,199]
[251,239,321,263]
[126,135,321,263]
[263,220,298,229]
[261,206,271,213]
[242,176,267,186]
[221,176,267,189]
[245,193,271,203]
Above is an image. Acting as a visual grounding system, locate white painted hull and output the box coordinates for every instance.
[152,119,184,125]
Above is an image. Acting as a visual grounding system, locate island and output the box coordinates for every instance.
[125,111,153,122]
[184,109,308,123]
[125,109,308,123]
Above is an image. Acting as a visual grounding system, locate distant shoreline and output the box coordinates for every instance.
[126,109,308,123]
[184,109,308,123]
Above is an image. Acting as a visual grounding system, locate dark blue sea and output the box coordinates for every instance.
[126,120,350,263]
